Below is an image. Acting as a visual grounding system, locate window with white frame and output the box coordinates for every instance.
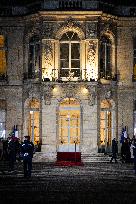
[28,36,40,79]
[60,31,80,80]
[100,36,112,79]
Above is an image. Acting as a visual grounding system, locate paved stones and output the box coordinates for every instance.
[0,161,136,204]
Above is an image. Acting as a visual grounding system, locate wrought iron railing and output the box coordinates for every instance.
[59,0,82,10]
[23,72,40,80]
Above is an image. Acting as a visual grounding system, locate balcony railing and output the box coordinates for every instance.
[59,0,82,10]
[23,72,40,80]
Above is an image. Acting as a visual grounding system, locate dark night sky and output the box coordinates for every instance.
[0,0,136,6]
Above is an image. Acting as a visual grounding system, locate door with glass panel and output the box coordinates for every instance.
[100,110,112,152]
[58,98,80,152]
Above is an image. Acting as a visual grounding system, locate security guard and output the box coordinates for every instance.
[21,136,34,178]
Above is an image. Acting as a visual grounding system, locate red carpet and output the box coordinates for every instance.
[54,161,84,166]
[57,152,81,162]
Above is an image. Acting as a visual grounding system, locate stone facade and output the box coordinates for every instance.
[0,1,136,162]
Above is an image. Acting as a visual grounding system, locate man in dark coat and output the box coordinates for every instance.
[110,138,118,163]
[21,136,34,178]
[8,136,16,171]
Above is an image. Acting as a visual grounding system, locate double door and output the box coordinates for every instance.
[58,107,80,152]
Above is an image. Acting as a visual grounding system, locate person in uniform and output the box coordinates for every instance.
[21,136,34,178]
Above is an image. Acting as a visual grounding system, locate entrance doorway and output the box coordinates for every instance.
[99,99,112,153]
[57,98,81,161]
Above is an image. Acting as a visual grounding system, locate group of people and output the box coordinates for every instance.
[0,135,34,178]
[110,136,136,174]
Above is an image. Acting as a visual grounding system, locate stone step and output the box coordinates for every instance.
[81,153,120,163]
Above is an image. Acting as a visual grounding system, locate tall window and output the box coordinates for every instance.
[0,35,7,77]
[29,36,40,79]
[0,100,6,139]
[133,38,136,81]
[28,99,40,144]
[60,31,80,80]
[134,100,136,136]
[100,100,112,153]
[100,36,112,79]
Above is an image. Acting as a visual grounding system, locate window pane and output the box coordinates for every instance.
[100,36,112,78]
[0,110,5,139]
[71,69,80,77]
[60,69,69,77]
[60,43,69,59]
[0,35,6,74]
[71,43,80,59]
[71,60,80,68]
[60,60,69,68]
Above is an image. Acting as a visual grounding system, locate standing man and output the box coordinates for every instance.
[8,136,16,171]
[21,136,34,178]
[110,138,118,163]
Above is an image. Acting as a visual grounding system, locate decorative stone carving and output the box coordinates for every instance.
[61,83,77,98]
[87,85,97,106]
[88,40,97,65]
[42,22,54,38]
[87,40,97,80]
[42,40,53,79]
[43,85,52,105]
[86,22,97,38]
[105,90,112,99]
[100,19,117,36]
[88,91,96,106]
[56,17,85,40]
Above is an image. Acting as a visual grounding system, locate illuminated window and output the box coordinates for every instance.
[100,36,112,79]
[0,35,7,76]
[0,100,6,139]
[100,100,112,153]
[28,36,40,79]
[28,99,40,144]
[60,31,80,80]
[133,38,136,81]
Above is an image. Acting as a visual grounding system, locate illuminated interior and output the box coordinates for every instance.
[58,98,80,152]
[0,99,6,139]
[28,99,40,144]
[0,35,6,74]
[100,100,112,147]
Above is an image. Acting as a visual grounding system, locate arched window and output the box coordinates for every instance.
[0,35,7,79]
[100,36,112,79]
[60,31,80,81]
[28,36,40,79]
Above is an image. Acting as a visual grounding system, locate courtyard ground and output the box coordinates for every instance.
[0,161,136,204]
